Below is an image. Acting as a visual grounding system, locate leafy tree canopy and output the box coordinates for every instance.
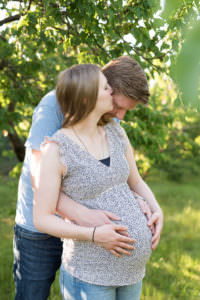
[0,0,199,179]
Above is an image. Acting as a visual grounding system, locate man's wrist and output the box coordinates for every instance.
[152,206,163,215]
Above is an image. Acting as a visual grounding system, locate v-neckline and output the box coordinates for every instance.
[58,124,112,169]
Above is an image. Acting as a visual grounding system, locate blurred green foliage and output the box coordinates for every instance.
[123,75,200,180]
[0,0,199,180]
[162,0,200,107]
[171,21,200,109]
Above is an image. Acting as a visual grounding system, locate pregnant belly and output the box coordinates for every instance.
[96,185,152,264]
[64,184,152,270]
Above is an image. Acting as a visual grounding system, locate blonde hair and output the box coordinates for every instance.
[56,64,109,127]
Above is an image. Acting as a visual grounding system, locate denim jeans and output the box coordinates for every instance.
[13,224,63,300]
[59,265,142,300]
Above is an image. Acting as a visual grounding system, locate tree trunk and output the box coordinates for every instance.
[8,131,25,162]
[7,102,25,162]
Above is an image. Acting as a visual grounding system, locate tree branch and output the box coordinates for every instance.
[131,46,163,71]
[115,28,163,71]
[0,14,21,26]
[0,0,33,27]
[61,12,112,58]
[28,0,33,10]
[5,102,25,161]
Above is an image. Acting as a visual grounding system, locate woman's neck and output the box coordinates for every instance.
[72,112,101,138]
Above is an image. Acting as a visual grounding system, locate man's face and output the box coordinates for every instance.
[110,94,139,120]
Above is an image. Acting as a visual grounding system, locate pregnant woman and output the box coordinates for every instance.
[33,63,153,300]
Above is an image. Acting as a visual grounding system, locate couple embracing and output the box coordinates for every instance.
[13,56,163,300]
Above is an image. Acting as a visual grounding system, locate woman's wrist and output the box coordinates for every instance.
[92,226,97,242]
[75,225,94,242]
[152,205,162,214]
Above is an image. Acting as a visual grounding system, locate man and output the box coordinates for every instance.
[13,56,163,300]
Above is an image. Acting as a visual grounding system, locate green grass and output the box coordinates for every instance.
[142,173,200,300]
[0,176,61,300]
[0,173,200,299]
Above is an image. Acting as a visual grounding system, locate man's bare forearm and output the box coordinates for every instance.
[56,191,120,227]
[56,191,88,222]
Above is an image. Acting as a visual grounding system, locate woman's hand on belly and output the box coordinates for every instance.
[93,224,136,258]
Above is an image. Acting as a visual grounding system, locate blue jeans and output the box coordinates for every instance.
[59,265,142,300]
[13,224,63,300]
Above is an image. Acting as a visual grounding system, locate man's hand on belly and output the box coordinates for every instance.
[133,191,163,250]
[134,193,152,221]
[148,209,164,250]
[74,207,121,227]
[57,192,121,227]
[133,192,155,233]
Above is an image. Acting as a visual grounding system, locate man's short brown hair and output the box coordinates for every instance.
[102,56,150,104]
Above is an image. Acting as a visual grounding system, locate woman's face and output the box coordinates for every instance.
[95,72,113,114]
